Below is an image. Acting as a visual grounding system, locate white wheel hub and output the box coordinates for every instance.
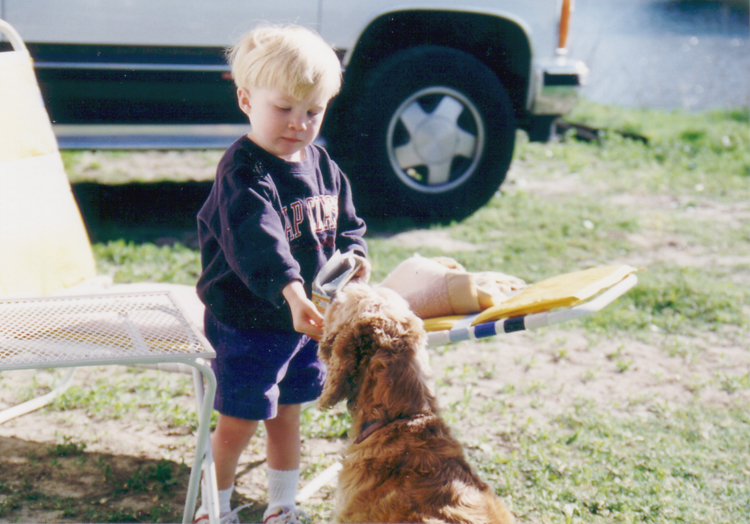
[387,87,484,193]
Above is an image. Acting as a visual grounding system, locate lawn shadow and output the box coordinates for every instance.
[71,180,430,247]
[71,181,212,247]
[0,435,261,523]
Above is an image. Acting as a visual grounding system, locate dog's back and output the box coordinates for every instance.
[336,413,514,523]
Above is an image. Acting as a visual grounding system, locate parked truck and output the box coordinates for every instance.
[0,1,587,219]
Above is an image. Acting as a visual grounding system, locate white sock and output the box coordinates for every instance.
[263,468,299,519]
[196,484,233,519]
[218,485,234,515]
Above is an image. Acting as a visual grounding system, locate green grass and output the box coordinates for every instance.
[583,264,749,335]
[26,367,206,430]
[93,241,202,285]
[563,103,750,193]
[367,188,643,285]
[473,402,750,524]
[300,404,351,440]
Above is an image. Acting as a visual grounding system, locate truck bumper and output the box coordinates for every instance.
[529,56,589,115]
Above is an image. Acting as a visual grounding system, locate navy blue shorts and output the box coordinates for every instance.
[204,309,325,421]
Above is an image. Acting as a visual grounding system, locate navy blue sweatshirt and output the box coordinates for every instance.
[196,136,367,332]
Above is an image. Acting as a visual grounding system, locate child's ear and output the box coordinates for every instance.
[237,88,251,117]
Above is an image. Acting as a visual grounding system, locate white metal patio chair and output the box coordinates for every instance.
[0,18,220,524]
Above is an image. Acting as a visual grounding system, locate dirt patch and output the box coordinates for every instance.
[0,429,193,523]
[431,329,749,430]
[0,367,270,523]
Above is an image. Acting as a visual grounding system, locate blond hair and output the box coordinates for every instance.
[228,24,342,101]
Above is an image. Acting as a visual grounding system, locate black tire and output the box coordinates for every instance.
[351,45,516,221]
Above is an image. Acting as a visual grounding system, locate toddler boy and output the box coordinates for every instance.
[195,24,368,524]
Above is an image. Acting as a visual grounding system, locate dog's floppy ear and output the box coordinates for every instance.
[318,309,387,410]
[317,316,369,409]
[317,331,351,409]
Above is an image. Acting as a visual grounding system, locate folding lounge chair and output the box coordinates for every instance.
[0,19,220,524]
[312,252,638,350]
[422,264,638,346]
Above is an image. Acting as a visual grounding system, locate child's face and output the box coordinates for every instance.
[238,86,328,162]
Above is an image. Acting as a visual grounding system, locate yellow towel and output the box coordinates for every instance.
[423,265,639,331]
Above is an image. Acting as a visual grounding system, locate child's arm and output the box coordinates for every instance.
[282,280,325,339]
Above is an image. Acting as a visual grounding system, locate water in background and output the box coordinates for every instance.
[570,0,749,110]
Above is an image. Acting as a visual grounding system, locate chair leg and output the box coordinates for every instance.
[182,359,219,524]
[0,367,77,425]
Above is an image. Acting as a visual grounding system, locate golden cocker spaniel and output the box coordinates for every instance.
[318,282,514,524]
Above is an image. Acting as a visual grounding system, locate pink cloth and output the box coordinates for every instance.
[379,255,526,318]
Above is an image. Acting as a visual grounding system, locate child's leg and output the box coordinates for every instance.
[264,403,301,470]
[263,404,303,519]
[262,335,322,522]
[213,413,260,490]
[195,414,258,521]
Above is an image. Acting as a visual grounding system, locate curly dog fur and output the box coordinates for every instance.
[318,282,514,524]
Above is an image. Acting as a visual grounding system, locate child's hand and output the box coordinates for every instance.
[282,281,325,339]
[351,254,371,283]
